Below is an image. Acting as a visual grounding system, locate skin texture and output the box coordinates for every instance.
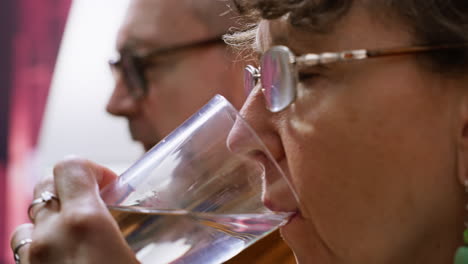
[10,1,295,264]
[12,1,468,264]
[106,0,294,263]
[228,2,468,264]
[106,0,246,151]
[11,158,139,264]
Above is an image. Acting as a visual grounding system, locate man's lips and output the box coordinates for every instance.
[130,135,157,151]
[129,129,158,151]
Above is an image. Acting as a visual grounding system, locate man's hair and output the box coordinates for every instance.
[229,0,468,74]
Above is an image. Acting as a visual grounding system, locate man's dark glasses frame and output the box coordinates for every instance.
[109,37,225,99]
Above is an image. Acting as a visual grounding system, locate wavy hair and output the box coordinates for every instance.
[227,0,468,73]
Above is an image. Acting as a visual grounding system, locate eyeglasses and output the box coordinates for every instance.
[109,36,225,99]
[245,43,468,112]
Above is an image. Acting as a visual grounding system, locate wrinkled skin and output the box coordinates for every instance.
[227,2,468,264]
[11,1,468,264]
[106,0,245,151]
[11,158,139,264]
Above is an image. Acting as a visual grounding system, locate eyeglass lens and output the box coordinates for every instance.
[121,55,146,99]
[243,47,298,113]
[258,46,297,112]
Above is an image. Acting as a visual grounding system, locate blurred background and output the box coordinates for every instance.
[0,0,141,262]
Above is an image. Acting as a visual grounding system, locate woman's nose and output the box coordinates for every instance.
[227,86,285,164]
[227,87,299,213]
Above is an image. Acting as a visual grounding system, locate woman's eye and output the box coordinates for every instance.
[297,64,329,84]
[298,72,321,82]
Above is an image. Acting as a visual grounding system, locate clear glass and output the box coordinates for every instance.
[100,95,298,264]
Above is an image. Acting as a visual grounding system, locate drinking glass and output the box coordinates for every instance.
[100,95,298,264]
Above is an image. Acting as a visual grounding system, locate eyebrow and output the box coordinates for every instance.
[117,41,148,56]
[117,36,166,56]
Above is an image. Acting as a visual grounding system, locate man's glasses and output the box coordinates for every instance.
[245,43,468,112]
[109,36,225,99]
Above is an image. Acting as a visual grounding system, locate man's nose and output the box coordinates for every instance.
[106,77,139,116]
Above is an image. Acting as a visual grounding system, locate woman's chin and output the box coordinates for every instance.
[280,211,305,242]
[279,213,313,260]
[280,215,336,264]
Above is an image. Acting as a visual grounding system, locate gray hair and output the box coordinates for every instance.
[229,0,468,74]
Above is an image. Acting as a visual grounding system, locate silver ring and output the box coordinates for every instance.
[27,191,59,221]
[13,238,32,264]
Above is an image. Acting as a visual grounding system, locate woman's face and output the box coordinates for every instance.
[240,3,466,264]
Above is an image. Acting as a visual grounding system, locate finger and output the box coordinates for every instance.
[32,157,104,223]
[33,169,56,198]
[53,157,118,208]
[94,161,120,190]
[32,157,118,223]
[29,167,61,223]
[30,181,60,223]
[11,224,34,264]
[32,158,137,264]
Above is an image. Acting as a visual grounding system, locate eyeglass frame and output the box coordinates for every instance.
[109,36,225,99]
[245,43,468,113]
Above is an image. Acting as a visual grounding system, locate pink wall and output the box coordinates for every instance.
[1,0,71,263]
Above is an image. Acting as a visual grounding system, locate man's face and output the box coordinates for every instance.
[106,0,245,151]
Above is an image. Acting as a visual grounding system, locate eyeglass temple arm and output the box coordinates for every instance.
[140,37,225,61]
[367,43,468,58]
[296,43,468,67]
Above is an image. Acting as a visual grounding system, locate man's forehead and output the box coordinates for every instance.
[117,0,206,53]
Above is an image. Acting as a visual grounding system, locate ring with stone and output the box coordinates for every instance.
[27,191,59,221]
